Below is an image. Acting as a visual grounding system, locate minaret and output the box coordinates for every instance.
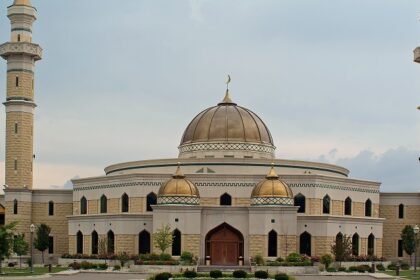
[0,0,42,190]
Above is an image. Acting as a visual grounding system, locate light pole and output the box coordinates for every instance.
[414,225,419,278]
[29,224,35,274]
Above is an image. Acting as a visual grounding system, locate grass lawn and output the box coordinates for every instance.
[0,266,68,277]
[384,269,420,279]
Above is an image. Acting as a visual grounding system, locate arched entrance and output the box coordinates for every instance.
[205,223,244,266]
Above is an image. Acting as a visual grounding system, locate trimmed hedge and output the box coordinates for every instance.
[274,273,289,280]
[183,270,197,278]
[155,272,172,280]
[254,270,268,279]
[232,270,247,278]
[209,270,223,278]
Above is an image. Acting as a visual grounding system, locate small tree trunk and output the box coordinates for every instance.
[19,255,21,268]
[42,251,44,264]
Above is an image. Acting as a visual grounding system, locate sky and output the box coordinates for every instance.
[1,0,420,192]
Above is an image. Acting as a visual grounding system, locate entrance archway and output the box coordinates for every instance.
[205,223,243,266]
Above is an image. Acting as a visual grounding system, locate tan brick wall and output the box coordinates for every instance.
[7,71,34,101]
[380,204,420,261]
[32,202,72,255]
[373,204,379,218]
[313,236,334,257]
[361,238,367,255]
[130,197,143,213]
[68,235,76,255]
[332,200,343,215]
[249,235,265,257]
[233,198,250,206]
[183,234,200,257]
[353,202,364,217]
[308,198,321,215]
[73,201,78,215]
[376,238,383,257]
[84,235,91,255]
[279,235,297,258]
[6,111,33,189]
[116,234,135,255]
[200,197,218,206]
[5,200,32,244]
[88,200,98,214]
[108,198,120,213]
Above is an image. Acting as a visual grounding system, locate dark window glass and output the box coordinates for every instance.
[139,230,151,254]
[48,201,54,216]
[268,230,277,257]
[220,193,232,206]
[15,76,19,87]
[146,193,157,212]
[14,123,18,134]
[80,197,87,215]
[352,233,359,256]
[121,193,129,213]
[76,231,83,254]
[13,199,18,215]
[299,231,311,256]
[100,195,107,213]
[398,204,404,219]
[368,234,375,256]
[365,199,372,217]
[17,34,21,42]
[91,231,98,255]
[14,159,17,171]
[398,240,403,257]
[172,229,181,256]
[323,195,330,214]
[344,197,352,215]
[107,231,115,254]
[48,236,54,254]
[294,194,306,213]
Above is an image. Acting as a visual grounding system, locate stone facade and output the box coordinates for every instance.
[249,235,266,257]
[183,234,200,257]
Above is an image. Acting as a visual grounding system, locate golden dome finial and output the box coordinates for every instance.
[219,74,235,105]
[173,162,185,178]
[13,0,32,6]
[266,163,279,179]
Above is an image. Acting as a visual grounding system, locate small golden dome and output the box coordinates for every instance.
[251,166,293,200]
[13,0,32,6]
[158,165,199,197]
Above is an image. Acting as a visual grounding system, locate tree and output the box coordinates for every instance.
[401,225,417,267]
[34,224,51,264]
[331,234,352,266]
[320,254,333,269]
[0,222,16,274]
[98,237,107,259]
[153,224,173,254]
[13,233,28,268]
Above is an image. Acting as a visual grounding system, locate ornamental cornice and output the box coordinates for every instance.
[178,141,275,156]
[0,42,42,60]
[297,214,385,223]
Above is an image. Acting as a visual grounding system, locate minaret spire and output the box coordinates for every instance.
[219,74,236,105]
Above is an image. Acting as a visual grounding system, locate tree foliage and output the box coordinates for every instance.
[13,233,28,268]
[320,254,333,269]
[153,224,173,254]
[401,225,418,267]
[331,234,352,264]
[0,222,17,273]
[34,224,51,264]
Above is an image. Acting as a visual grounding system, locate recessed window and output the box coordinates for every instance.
[91,231,99,255]
[14,123,18,134]
[344,197,352,215]
[220,193,232,206]
[323,195,330,214]
[398,239,403,257]
[100,195,107,213]
[121,193,129,213]
[107,230,115,254]
[14,159,17,171]
[48,201,54,216]
[365,199,372,217]
[172,229,181,256]
[15,76,19,87]
[17,34,21,42]
[146,192,157,212]
[80,197,87,215]
[268,230,277,257]
[48,236,54,254]
[13,199,18,214]
[294,194,306,213]
[76,231,83,254]
[398,204,404,219]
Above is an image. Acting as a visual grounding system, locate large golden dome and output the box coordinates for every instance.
[178,90,275,159]
[158,165,200,205]
[251,166,293,205]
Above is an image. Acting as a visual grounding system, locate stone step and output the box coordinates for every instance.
[197,265,252,272]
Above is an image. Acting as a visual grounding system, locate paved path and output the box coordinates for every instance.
[295,276,396,280]
[50,272,150,280]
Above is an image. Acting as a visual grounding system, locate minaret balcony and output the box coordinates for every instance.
[0,42,42,60]
[414,47,420,63]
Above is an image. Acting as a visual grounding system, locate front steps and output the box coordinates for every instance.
[197,265,252,272]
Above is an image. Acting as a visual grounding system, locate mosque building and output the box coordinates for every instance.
[0,0,419,265]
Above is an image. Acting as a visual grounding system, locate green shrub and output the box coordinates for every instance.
[232,270,247,278]
[160,253,172,261]
[387,263,396,270]
[210,270,223,278]
[254,270,268,279]
[338,267,346,272]
[68,262,81,270]
[376,263,385,271]
[117,252,130,267]
[275,257,284,262]
[274,273,289,280]
[320,254,333,269]
[356,265,370,273]
[150,253,160,260]
[180,251,193,263]
[326,267,336,272]
[348,266,358,272]
[253,254,265,265]
[97,263,108,270]
[400,262,410,270]
[286,252,302,263]
[113,265,121,271]
[183,270,197,278]
[155,272,172,280]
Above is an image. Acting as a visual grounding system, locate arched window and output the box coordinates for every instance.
[146,193,157,212]
[344,197,352,215]
[15,76,19,87]
[139,230,151,254]
[268,230,277,257]
[100,195,107,213]
[48,201,54,216]
[220,193,232,206]
[398,204,404,219]
[121,193,129,213]
[107,230,115,254]
[91,231,98,255]
[80,197,87,215]
[368,233,375,256]
[13,199,18,215]
[294,194,305,213]
[336,232,343,244]
[76,231,83,254]
[17,34,21,42]
[172,229,181,256]
[323,195,330,214]
[352,233,359,256]
[365,199,372,217]
[299,231,311,256]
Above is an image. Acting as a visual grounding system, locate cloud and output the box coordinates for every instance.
[315,147,420,192]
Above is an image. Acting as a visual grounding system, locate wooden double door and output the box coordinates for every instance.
[206,223,243,266]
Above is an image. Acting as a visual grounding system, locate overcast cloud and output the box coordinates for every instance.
[0,0,420,192]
